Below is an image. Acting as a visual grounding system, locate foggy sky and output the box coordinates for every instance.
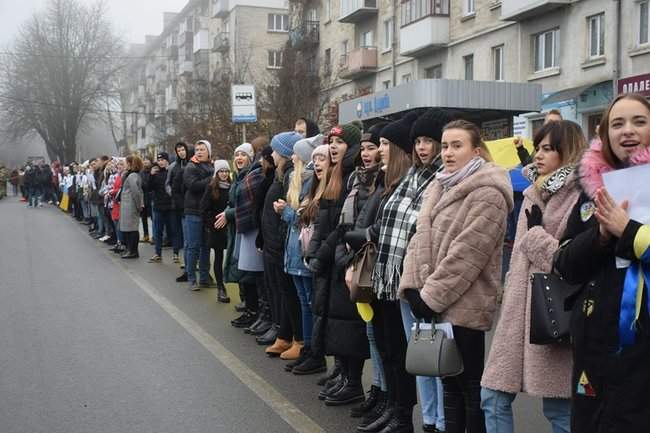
[0,0,190,166]
[0,0,190,47]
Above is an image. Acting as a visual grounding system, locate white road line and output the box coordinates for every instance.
[108,257,325,433]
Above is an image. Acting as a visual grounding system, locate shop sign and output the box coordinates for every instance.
[618,73,650,97]
[355,94,391,119]
[481,118,511,141]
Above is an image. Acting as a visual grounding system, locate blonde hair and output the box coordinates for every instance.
[287,158,305,209]
[442,120,493,162]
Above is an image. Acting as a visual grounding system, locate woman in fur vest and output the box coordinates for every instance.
[554,93,650,433]
[481,120,587,433]
[400,120,513,433]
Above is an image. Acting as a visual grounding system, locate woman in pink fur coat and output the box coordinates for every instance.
[481,120,587,433]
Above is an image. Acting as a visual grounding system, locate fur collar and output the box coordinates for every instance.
[578,138,650,199]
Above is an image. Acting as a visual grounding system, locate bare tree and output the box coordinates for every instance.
[0,0,124,163]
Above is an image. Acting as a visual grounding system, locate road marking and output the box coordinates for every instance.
[108,257,325,433]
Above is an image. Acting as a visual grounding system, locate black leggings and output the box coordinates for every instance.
[265,260,302,341]
[373,299,417,408]
[442,326,486,433]
[211,247,224,285]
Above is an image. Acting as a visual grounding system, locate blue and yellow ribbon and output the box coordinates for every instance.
[619,226,650,347]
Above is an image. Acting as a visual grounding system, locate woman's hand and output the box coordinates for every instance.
[273,199,286,214]
[404,289,434,322]
[595,187,629,239]
[214,212,227,229]
[345,266,354,290]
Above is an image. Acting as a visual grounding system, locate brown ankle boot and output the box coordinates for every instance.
[265,338,292,357]
[280,341,304,360]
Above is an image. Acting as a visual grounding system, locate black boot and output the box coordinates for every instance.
[318,374,346,401]
[256,324,278,346]
[351,385,381,418]
[217,284,230,303]
[176,272,188,282]
[357,397,392,432]
[317,358,342,386]
[325,381,365,406]
[285,346,311,372]
[231,311,258,328]
[292,354,327,375]
[234,301,246,312]
[244,315,266,334]
[377,405,414,433]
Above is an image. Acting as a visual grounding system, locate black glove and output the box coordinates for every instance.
[255,230,264,250]
[344,229,369,253]
[525,204,543,230]
[404,289,434,322]
[308,257,324,274]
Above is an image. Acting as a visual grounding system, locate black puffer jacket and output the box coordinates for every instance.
[200,182,229,249]
[168,143,193,210]
[259,162,293,264]
[148,167,172,211]
[306,142,360,358]
[183,160,214,216]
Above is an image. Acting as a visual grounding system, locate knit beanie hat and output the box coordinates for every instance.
[234,142,254,161]
[312,144,329,160]
[213,159,230,175]
[294,134,324,164]
[328,121,362,148]
[380,112,419,154]
[196,140,212,158]
[297,118,321,138]
[410,109,459,144]
[270,131,302,159]
[261,145,275,166]
[361,122,388,146]
[156,152,169,161]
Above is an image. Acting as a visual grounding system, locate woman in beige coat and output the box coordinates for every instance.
[480,121,586,433]
[400,120,513,433]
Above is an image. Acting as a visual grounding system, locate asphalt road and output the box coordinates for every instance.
[0,196,551,433]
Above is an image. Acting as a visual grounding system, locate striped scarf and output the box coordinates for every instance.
[372,165,436,300]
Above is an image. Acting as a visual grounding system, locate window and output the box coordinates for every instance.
[383,80,391,89]
[533,29,559,72]
[401,0,449,27]
[588,13,605,58]
[640,1,649,45]
[383,19,393,51]
[424,64,442,78]
[360,30,374,48]
[324,0,331,21]
[464,0,475,16]
[267,14,289,32]
[141,127,146,139]
[464,54,474,80]
[401,73,411,84]
[340,40,349,66]
[493,45,504,81]
[268,50,283,68]
[324,48,332,74]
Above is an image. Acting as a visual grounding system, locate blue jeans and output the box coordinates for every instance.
[184,214,210,284]
[481,388,570,433]
[153,209,176,256]
[114,219,123,243]
[366,322,386,391]
[28,187,41,206]
[173,209,184,253]
[291,275,313,347]
[400,300,445,430]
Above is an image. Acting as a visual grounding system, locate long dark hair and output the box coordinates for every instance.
[208,176,221,201]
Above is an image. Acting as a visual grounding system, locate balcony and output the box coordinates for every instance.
[167,45,178,60]
[155,95,166,117]
[193,29,210,53]
[339,46,377,79]
[339,0,377,23]
[290,20,319,49]
[212,0,229,18]
[166,97,178,111]
[400,16,449,56]
[501,0,571,21]
[212,32,230,53]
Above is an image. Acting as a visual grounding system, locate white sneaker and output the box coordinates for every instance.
[99,235,110,242]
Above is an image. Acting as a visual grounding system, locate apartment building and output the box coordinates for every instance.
[120,0,289,156]
[316,0,650,139]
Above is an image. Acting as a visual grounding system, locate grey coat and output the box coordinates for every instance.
[119,172,144,232]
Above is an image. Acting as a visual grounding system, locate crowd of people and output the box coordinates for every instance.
[4,93,650,433]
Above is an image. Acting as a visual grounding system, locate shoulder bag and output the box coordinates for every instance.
[529,272,581,345]
[405,321,464,377]
[348,241,376,303]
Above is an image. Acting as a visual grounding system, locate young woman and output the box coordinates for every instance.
[119,155,145,259]
[289,144,331,375]
[275,134,324,371]
[481,120,587,433]
[260,131,303,359]
[201,159,232,303]
[306,122,362,402]
[554,93,650,433]
[401,120,513,433]
[109,159,126,254]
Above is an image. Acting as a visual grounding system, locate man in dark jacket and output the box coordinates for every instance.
[167,142,193,281]
[183,140,214,290]
[148,152,176,263]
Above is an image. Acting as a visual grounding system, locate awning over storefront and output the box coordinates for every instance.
[541,80,611,108]
[338,79,543,124]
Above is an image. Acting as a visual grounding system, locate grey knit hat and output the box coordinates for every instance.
[213,160,230,176]
[234,142,254,161]
[294,134,324,164]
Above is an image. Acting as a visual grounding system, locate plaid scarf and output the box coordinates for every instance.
[235,165,265,233]
[373,165,437,300]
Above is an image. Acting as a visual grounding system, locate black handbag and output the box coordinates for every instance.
[529,272,581,345]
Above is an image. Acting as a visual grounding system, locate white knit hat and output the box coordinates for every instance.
[213,159,230,176]
[294,134,324,164]
[234,142,254,161]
